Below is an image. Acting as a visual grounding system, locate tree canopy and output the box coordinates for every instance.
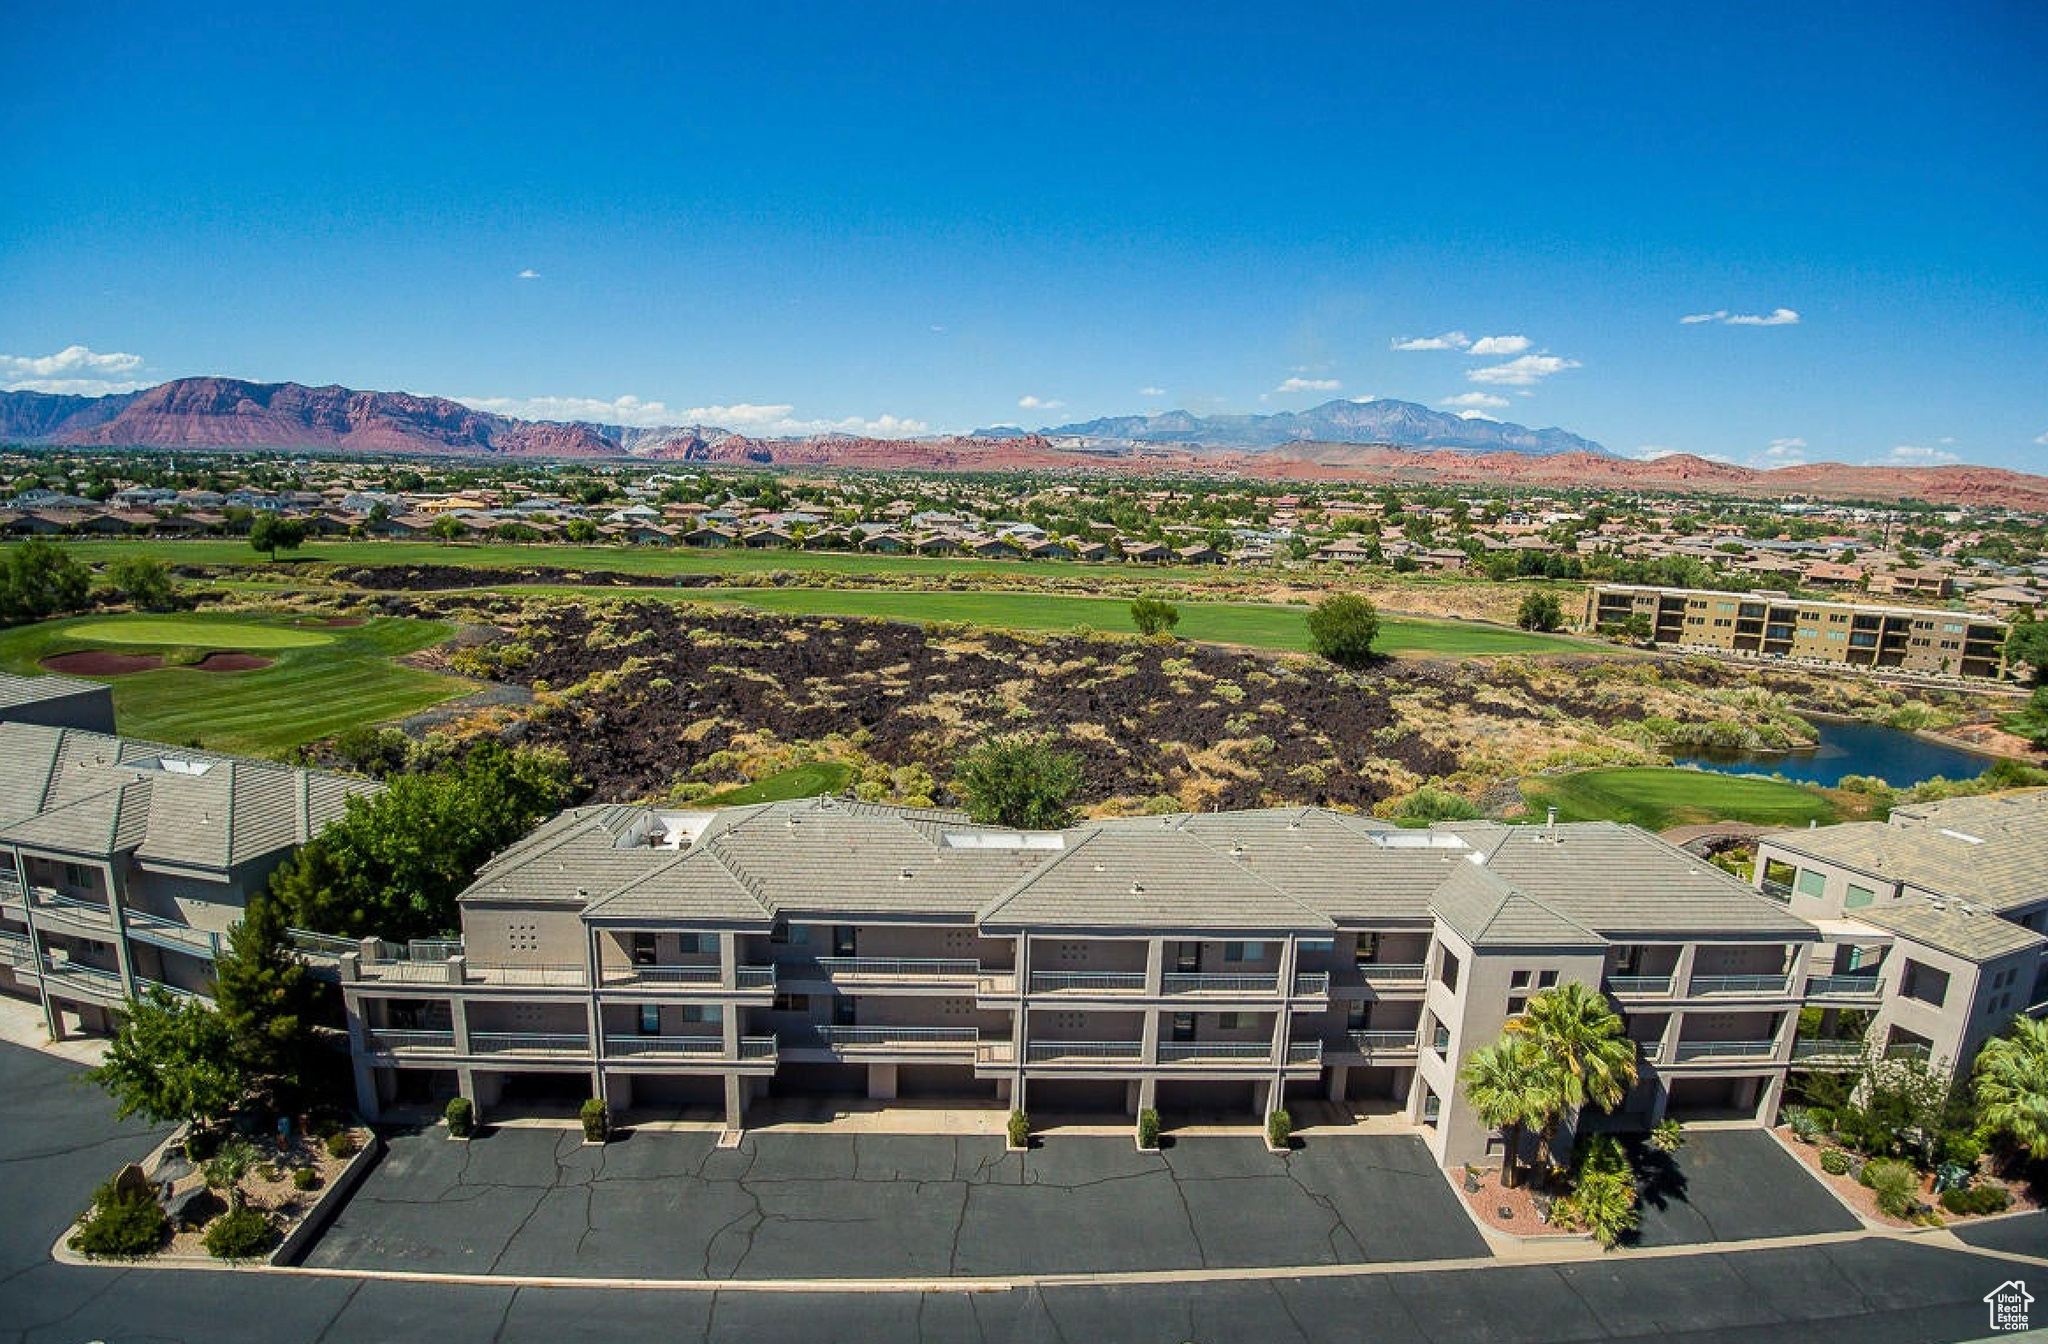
[1974,1017,2048,1159]
[211,894,326,1112]
[1458,1035,1560,1188]
[2006,613,2048,685]
[105,554,178,610]
[951,733,1084,830]
[1516,590,1565,632]
[91,990,245,1128]
[1129,596,1180,637]
[268,742,577,941]
[248,514,307,560]
[0,537,92,626]
[1305,593,1380,668]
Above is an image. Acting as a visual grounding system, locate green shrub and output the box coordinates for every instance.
[1860,1157,1920,1218]
[292,1166,321,1192]
[324,1130,360,1160]
[581,1098,610,1143]
[1819,1148,1851,1176]
[1266,1109,1292,1149]
[202,1206,277,1261]
[1007,1110,1030,1149]
[69,1178,170,1260]
[308,1116,343,1142]
[1784,1107,1822,1144]
[1648,1119,1686,1154]
[1938,1184,2012,1217]
[204,1137,259,1197]
[445,1096,475,1137]
[1562,1168,1639,1248]
[1940,1132,1985,1169]
[1137,1108,1161,1149]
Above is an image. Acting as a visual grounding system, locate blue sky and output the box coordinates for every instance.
[3,2,2045,470]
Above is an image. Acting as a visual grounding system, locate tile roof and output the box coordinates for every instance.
[0,671,106,711]
[978,825,1331,932]
[1856,900,2048,963]
[1426,859,1602,948]
[1764,790,2048,914]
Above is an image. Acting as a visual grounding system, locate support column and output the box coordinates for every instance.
[1143,938,1164,996]
[102,862,136,1001]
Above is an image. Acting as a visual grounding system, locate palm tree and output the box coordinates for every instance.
[1505,981,1640,1166]
[1459,1035,1561,1188]
[1974,1017,2048,1159]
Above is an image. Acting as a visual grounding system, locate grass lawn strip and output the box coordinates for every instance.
[1518,766,1842,831]
[695,762,857,806]
[0,612,467,758]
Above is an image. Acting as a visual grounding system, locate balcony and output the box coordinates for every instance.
[465,963,589,989]
[603,1034,726,1059]
[366,1028,457,1054]
[1025,1040,1144,1064]
[1791,1038,1864,1067]
[1346,1029,1419,1057]
[134,976,213,1006]
[814,957,981,988]
[1635,1040,1663,1065]
[1292,971,1331,997]
[468,1032,591,1057]
[0,927,35,972]
[28,889,116,933]
[289,928,360,962]
[1161,972,1278,996]
[602,963,721,988]
[1357,963,1427,987]
[38,958,126,1003]
[1028,971,1146,994]
[800,1026,979,1058]
[1687,974,1792,997]
[122,908,224,960]
[1607,975,1674,997]
[1671,1038,1779,1063]
[1806,974,1884,1000]
[1886,1041,1933,1063]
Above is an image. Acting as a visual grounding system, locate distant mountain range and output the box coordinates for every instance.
[990,398,1611,457]
[4,377,2046,510]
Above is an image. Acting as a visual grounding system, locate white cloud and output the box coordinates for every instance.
[1275,376,1342,394]
[1440,392,1510,410]
[517,268,540,280]
[1467,335,1531,356]
[2034,430,2048,447]
[1138,386,1167,397]
[1754,437,1809,466]
[1391,331,1469,351]
[1870,444,1961,467]
[1348,394,1379,404]
[1455,410,1499,421]
[1017,395,1065,410]
[1466,354,1580,387]
[1636,444,1735,464]
[454,394,926,437]
[0,344,151,395]
[1682,307,1800,327]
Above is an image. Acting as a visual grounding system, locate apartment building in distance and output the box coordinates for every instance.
[1585,583,2010,680]
[336,793,2048,1169]
[0,711,377,1036]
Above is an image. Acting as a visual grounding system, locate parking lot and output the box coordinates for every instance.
[1625,1127,1861,1247]
[304,1123,1490,1279]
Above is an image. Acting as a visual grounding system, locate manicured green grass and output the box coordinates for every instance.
[695,762,857,806]
[1517,767,1842,832]
[0,611,468,757]
[63,617,332,649]
[674,587,1589,657]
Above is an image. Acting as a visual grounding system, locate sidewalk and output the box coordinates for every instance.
[0,994,107,1067]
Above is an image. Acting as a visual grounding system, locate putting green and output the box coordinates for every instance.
[61,617,333,650]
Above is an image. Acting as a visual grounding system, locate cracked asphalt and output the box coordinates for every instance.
[304,1125,1486,1278]
[1626,1129,1860,1247]
[2,1041,2042,1343]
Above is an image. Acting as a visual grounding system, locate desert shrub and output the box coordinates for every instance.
[581,1098,610,1142]
[324,1130,360,1160]
[1939,1184,2012,1216]
[1266,1109,1292,1149]
[1392,786,1482,825]
[1648,1119,1686,1153]
[204,1137,260,1198]
[1007,1111,1031,1148]
[445,1097,474,1137]
[1137,1108,1161,1149]
[1940,1131,1985,1168]
[69,1178,170,1260]
[1783,1105,1818,1143]
[1860,1157,1919,1218]
[202,1206,277,1261]
[1820,1148,1851,1176]
[292,1166,321,1192]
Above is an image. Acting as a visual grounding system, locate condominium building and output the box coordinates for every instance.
[0,671,115,733]
[1584,584,2009,679]
[0,721,377,1036]
[1753,791,2048,1074]
[337,794,2035,1169]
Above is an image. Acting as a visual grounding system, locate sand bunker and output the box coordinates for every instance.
[41,650,164,675]
[194,652,274,672]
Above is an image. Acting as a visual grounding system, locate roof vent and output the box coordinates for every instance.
[1938,828,1984,845]
[1130,882,1146,894]
[1230,844,1245,857]
[899,868,914,880]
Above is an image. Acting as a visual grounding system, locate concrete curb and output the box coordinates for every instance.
[272,1131,383,1267]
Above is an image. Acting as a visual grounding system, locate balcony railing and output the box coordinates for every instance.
[1158,1041,1275,1063]
[1791,1038,1865,1064]
[604,963,721,986]
[1886,1042,1933,1062]
[816,957,980,981]
[467,963,589,988]
[28,889,116,929]
[468,1032,591,1056]
[810,1026,978,1052]
[367,1029,457,1053]
[0,928,34,966]
[134,976,212,1005]
[122,908,224,958]
[39,958,125,999]
[1759,880,1794,904]
[1025,1040,1144,1063]
[1672,1038,1779,1062]
[604,1034,724,1058]
[1347,1030,1418,1054]
[1806,974,1884,998]
[1028,971,1146,993]
[1688,974,1792,996]
[1286,1040,1324,1065]
[739,1036,779,1061]
[1292,971,1331,996]
[1637,1040,1663,1064]
[1162,972,1278,995]
[1606,975,1674,996]
[1357,962,1427,983]
[289,928,360,960]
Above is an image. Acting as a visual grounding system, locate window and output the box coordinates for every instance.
[631,933,656,966]
[832,996,857,1027]
[639,1004,660,1035]
[1507,995,1528,1016]
[1509,969,1532,990]
[1794,870,1828,899]
[1224,941,1265,963]
[679,1004,720,1024]
[1537,970,1558,989]
[772,993,810,1013]
[1614,945,1640,973]
[1171,1013,1195,1043]
[833,926,857,957]
[1900,960,1948,1008]
[1843,884,1874,909]
[675,933,705,955]
[1216,1013,1246,1030]
[1300,939,1335,953]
